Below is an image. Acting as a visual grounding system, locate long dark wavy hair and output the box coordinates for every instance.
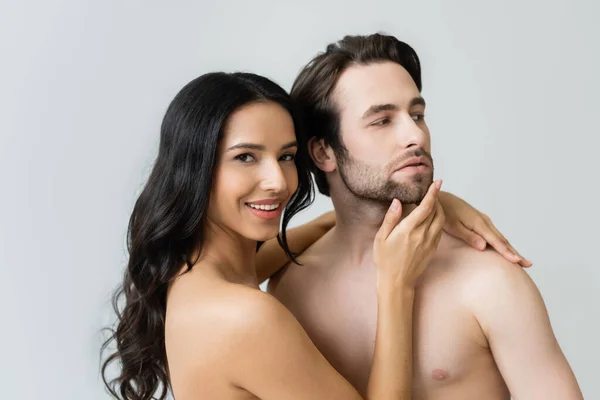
[101,72,314,400]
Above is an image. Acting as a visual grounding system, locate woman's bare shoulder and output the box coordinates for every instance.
[166,268,289,350]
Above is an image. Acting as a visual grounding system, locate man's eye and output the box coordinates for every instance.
[372,118,391,126]
[412,113,426,121]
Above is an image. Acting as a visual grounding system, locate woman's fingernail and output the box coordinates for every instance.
[390,198,400,211]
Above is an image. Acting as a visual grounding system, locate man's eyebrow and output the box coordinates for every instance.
[409,96,426,108]
[226,141,298,152]
[362,103,399,119]
[361,96,427,119]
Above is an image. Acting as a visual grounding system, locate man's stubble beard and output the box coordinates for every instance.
[336,147,434,206]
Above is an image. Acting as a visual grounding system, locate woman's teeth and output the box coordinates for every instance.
[247,203,280,211]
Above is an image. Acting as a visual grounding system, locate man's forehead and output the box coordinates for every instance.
[333,61,420,113]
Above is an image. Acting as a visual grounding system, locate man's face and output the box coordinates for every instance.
[332,61,433,205]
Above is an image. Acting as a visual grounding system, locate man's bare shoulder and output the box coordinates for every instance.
[430,234,537,309]
[433,234,524,276]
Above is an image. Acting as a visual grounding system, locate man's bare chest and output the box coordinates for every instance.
[278,267,491,393]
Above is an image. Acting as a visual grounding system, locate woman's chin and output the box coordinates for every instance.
[243,225,281,243]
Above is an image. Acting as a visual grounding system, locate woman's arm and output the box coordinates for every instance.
[256,211,335,283]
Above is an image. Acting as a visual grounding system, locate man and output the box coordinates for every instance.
[268,34,582,399]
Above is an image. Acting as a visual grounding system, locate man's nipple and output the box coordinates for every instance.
[432,368,450,381]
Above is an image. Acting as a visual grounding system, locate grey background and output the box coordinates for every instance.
[1,0,598,399]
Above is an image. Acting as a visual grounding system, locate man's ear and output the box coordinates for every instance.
[308,137,337,172]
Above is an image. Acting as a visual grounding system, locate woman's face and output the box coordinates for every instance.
[208,101,299,242]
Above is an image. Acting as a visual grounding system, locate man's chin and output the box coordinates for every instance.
[386,181,432,204]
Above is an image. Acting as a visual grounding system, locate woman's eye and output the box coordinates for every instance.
[412,113,426,121]
[235,153,256,163]
[280,153,296,162]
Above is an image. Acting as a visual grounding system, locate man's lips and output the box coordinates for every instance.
[393,156,432,172]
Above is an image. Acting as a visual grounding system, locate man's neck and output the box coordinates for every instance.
[329,190,417,265]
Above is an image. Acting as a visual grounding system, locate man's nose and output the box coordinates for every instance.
[396,115,427,149]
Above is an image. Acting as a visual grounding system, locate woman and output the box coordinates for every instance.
[101,72,529,400]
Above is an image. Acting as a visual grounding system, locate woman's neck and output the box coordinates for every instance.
[194,220,259,288]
